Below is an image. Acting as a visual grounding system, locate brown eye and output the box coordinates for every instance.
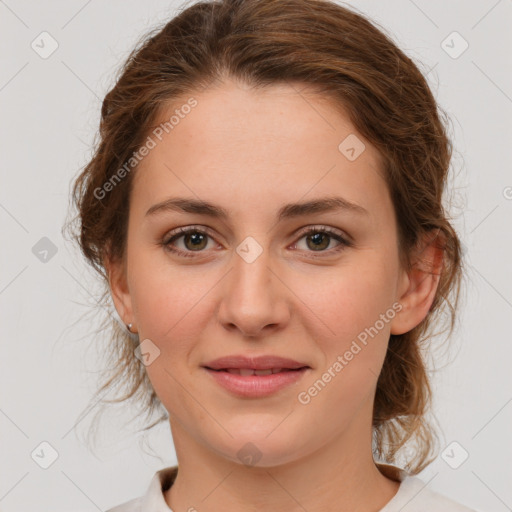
[162,227,216,258]
[305,231,331,251]
[293,226,352,256]
[181,231,208,251]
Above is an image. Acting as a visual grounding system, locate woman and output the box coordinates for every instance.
[68,0,476,510]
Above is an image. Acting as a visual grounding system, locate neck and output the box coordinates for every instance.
[164,406,400,512]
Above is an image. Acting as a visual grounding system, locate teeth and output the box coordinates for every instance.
[224,368,288,375]
[254,369,272,376]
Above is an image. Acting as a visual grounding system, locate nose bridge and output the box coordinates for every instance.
[230,239,275,307]
[218,238,288,336]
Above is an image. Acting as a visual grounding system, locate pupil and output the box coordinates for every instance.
[308,232,328,251]
[186,232,206,250]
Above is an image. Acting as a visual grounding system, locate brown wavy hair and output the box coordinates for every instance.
[65,0,463,473]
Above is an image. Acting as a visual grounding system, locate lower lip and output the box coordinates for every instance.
[203,367,309,398]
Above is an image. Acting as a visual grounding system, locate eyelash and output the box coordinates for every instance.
[161,225,352,259]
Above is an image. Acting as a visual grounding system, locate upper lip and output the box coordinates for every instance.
[203,355,310,370]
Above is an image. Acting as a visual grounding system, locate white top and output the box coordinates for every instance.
[106,463,478,512]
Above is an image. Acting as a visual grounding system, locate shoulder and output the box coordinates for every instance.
[105,496,142,512]
[384,475,478,512]
[104,465,178,512]
[376,463,477,512]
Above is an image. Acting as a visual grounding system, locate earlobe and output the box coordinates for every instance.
[104,255,134,327]
[390,230,444,336]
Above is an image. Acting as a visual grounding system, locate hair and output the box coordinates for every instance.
[65,0,463,474]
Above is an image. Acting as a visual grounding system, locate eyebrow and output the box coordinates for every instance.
[145,196,369,220]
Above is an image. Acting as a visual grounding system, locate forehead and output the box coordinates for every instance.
[131,79,390,224]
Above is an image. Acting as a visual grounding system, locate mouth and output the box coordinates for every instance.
[201,355,311,397]
[205,367,308,376]
[202,365,310,397]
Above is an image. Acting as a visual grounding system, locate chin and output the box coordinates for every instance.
[208,426,311,469]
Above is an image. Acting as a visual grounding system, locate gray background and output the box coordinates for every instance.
[1,0,511,510]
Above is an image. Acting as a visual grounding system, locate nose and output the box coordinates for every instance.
[216,246,291,339]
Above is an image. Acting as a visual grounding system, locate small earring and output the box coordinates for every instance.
[126,323,134,333]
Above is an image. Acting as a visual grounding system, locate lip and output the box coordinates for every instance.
[203,355,309,371]
[204,366,310,398]
[202,355,311,398]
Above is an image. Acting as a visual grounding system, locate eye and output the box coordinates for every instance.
[291,226,352,257]
[161,225,352,259]
[162,226,218,258]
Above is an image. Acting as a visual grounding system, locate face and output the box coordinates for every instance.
[108,78,434,467]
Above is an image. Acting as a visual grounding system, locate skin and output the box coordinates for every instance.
[107,78,442,512]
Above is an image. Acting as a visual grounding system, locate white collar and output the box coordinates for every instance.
[138,463,408,511]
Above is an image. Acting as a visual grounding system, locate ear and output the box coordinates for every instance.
[104,253,134,328]
[390,229,444,335]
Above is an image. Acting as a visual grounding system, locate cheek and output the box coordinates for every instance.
[293,257,398,396]
[126,255,217,411]
[127,249,220,348]
[295,256,398,341]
